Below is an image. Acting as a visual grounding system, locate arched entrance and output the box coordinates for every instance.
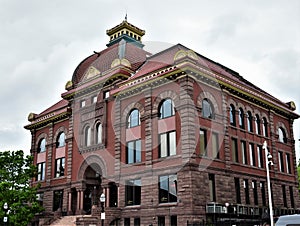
[83,164,102,214]
[73,155,107,215]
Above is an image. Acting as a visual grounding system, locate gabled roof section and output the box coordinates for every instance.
[24,99,70,130]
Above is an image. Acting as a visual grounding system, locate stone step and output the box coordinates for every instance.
[50,215,77,226]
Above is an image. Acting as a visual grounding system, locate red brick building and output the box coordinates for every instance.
[25,19,300,226]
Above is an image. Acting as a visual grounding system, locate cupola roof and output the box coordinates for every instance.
[106,16,145,48]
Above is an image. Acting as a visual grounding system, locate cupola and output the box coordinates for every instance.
[106,16,145,48]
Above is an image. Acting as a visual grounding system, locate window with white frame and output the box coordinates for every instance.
[56,132,65,148]
[127,109,140,128]
[126,139,141,164]
[37,162,46,181]
[159,98,175,119]
[202,98,214,119]
[38,138,46,153]
[125,179,141,206]
[159,174,177,203]
[55,157,65,178]
[159,131,176,158]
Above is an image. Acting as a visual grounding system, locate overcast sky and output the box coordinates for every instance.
[0,0,299,159]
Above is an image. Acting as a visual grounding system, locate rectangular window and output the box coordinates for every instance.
[209,174,216,202]
[126,140,141,164]
[244,179,250,204]
[257,146,263,168]
[53,190,63,211]
[199,129,207,156]
[104,91,110,99]
[212,132,219,159]
[37,162,46,181]
[92,95,97,104]
[286,153,291,174]
[282,185,287,207]
[55,157,65,178]
[278,151,284,172]
[158,216,165,226]
[252,180,258,205]
[80,100,86,108]
[124,218,130,226]
[241,140,247,164]
[290,186,295,208]
[249,143,255,166]
[134,218,140,226]
[125,179,141,206]
[159,175,177,203]
[235,178,241,204]
[260,182,266,206]
[231,138,238,162]
[170,216,177,226]
[159,131,176,158]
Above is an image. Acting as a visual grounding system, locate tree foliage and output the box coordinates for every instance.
[0,150,43,226]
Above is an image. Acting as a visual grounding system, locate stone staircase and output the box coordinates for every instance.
[50,215,77,226]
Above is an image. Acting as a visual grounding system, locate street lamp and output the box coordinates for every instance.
[100,193,106,226]
[3,202,9,226]
[263,141,274,226]
[225,202,231,226]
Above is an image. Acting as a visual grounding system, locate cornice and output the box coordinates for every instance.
[24,111,71,130]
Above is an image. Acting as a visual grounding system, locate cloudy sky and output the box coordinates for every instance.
[0,0,299,159]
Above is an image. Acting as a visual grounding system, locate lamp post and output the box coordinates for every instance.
[225,202,231,226]
[263,141,274,226]
[100,193,106,226]
[3,202,8,226]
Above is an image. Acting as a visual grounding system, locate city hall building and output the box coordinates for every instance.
[25,19,300,226]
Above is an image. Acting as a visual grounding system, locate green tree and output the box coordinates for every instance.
[0,150,43,226]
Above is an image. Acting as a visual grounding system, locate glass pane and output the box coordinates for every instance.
[39,139,46,152]
[130,109,140,127]
[136,140,141,162]
[127,142,134,164]
[212,133,219,158]
[97,124,102,144]
[58,133,65,147]
[159,133,167,157]
[199,129,206,156]
[169,175,177,199]
[159,176,168,203]
[169,131,176,156]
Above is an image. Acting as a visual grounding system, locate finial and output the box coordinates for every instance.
[125,13,127,21]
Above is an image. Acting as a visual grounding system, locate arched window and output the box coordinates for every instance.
[239,108,244,129]
[202,99,214,119]
[56,132,65,148]
[38,138,46,153]
[229,104,236,126]
[247,111,253,132]
[255,114,261,135]
[127,109,140,128]
[262,117,268,137]
[278,127,287,143]
[85,126,91,146]
[159,99,175,119]
[96,123,102,144]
